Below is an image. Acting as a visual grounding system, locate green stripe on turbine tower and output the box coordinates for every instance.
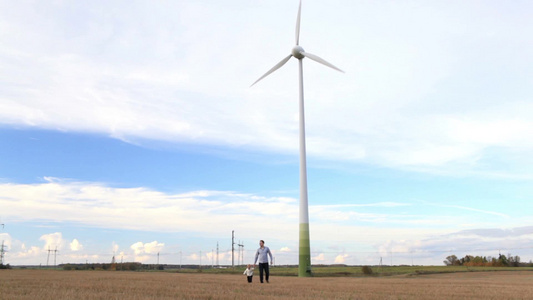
[251,0,343,277]
[299,223,311,276]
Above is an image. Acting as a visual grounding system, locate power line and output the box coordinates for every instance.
[0,240,7,264]
[237,241,244,266]
[47,246,51,267]
[1,222,8,265]
[231,230,235,268]
[53,246,59,267]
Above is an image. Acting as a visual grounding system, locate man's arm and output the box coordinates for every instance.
[254,249,259,266]
[268,248,273,264]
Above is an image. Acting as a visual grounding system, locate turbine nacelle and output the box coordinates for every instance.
[292,45,305,59]
[250,0,343,87]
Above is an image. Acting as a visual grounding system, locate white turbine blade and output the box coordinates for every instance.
[251,54,292,86]
[302,51,344,73]
[295,0,302,45]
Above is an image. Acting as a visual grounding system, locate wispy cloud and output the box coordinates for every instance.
[1,179,488,241]
[2,178,524,259]
[371,226,533,265]
[313,202,411,209]
[2,177,532,265]
[434,204,509,218]
[1,1,531,178]
[0,179,299,242]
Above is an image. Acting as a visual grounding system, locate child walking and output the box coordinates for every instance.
[243,264,254,283]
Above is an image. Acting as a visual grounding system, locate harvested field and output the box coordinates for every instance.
[1,269,532,299]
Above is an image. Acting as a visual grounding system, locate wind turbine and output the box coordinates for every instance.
[251,0,343,277]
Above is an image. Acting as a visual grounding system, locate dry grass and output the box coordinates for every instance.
[1,269,533,299]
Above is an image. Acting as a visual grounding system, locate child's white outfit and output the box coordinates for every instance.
[243,267,254,283]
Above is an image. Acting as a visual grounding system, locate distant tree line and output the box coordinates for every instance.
[0,263,11,269]
[61,263,220,271]
[443,254,531,267]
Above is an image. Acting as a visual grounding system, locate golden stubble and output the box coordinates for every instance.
[1,270,533,299]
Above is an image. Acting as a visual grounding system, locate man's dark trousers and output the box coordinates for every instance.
[258,263,269,283]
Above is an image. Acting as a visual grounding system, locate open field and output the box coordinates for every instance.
[2,269,533,299]
[172,265,533,277]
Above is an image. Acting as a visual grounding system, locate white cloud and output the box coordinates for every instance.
[39,232,65,251]
[313,253,325,262]
[144,241,164,254]
[373,226,533,265]
[70,239,83,251]
[132,255,152,263]
[130,242,144,255]
[0,179,523,247]
[334,254,349,264]
[188,253,199,261]
[220,251,232,264]
[0,1,531,178]
[112,242,119,254]
[0,234,45,264]
[130,241,164,256]
[14,246,42,260]
[0,233,12,253]
[0,180,299,242]
[1,178,532,265]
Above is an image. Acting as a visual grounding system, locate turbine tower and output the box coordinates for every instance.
[251,0,343,277]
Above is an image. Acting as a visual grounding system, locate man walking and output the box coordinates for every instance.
[254,240,273,283]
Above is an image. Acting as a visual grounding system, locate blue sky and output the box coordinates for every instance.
[1,0,532,266]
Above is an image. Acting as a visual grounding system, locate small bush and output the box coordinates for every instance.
[362,266,373,275]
